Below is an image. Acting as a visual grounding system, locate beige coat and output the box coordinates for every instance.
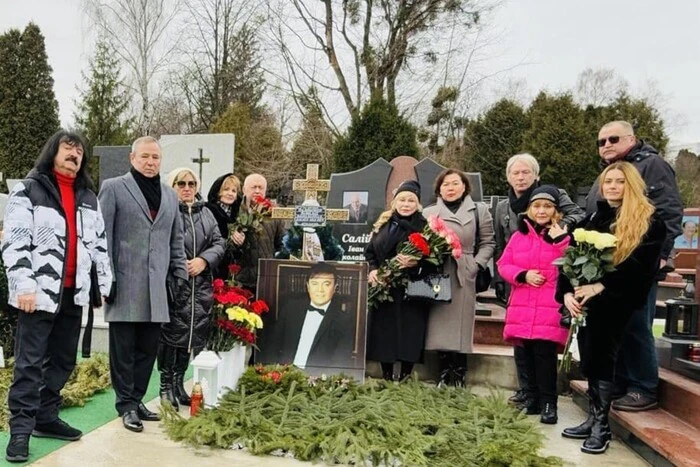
[423,196,495,353]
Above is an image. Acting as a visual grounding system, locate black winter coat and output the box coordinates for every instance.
[365,211,431,363]
[586,141,682,260]
[162,202,226,351]
[556,201,666,313]
[205,173,242,280]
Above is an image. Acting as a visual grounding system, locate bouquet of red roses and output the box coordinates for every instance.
[208,278,269,351]
[368,215,461,310]
[229,195,273,238]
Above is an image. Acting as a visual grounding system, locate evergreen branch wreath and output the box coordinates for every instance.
[162,366,562,466]
[275,225,345,261]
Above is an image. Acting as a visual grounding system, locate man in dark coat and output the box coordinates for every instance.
[99,136,189,433]
[585,120,683,411]
[2,130,112,462]
[344,192,368,224]
[260,263,355,372]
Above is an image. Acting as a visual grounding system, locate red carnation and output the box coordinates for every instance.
[228,264,241,274]
[250,300,269,315]
[213,278,225,291]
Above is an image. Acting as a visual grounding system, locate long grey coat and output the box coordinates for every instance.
[423,196,495,353]
[99,172,188,323]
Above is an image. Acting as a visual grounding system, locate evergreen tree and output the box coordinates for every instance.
[219,24,266,119]
[334,98,418,173]
[289,96,335,179]
[522,92,596,197]
[0,23,59,192]
[604,92,668,151]
[74,40,132,147]
[674,149,700,208]
[463,99,528,195]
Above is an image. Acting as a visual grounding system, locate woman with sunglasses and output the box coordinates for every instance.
[557,161,665,454]
[158,168,225,410]
[206,173,243,280]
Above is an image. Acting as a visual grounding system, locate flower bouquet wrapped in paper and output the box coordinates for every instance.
[368,215,462,310]
[553,228,617,372]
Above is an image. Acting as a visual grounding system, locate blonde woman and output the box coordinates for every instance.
[205,173,243,280]
[365,180,431,381]
[556,161,666,454]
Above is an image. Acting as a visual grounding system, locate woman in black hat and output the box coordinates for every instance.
[365,180,432,381]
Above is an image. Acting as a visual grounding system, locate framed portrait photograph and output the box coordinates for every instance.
[343,191,369,224]
[256,259,368,380]
[673,208,700,269]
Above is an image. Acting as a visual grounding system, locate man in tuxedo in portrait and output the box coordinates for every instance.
[268,263,355,370]
[344,192,368,224]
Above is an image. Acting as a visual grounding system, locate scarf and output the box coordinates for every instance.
[508,183,537,216]
[130,167,161,214]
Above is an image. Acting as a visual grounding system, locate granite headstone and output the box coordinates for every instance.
[95,145,132,189]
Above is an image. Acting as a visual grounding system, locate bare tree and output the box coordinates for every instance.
[574,67,629,107]
[86,0,182,134]
[265,0,493,129]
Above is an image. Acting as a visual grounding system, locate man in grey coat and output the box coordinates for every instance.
[99,136,189,433]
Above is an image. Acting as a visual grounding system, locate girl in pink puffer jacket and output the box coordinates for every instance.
[496,185,570,425]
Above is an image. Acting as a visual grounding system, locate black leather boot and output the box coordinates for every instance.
[380,362,394,381]
[540,401,558,424]
[157,343,178,410]
[452,353,468,388]
[562,382,598,439]
[581,380,613,454]
[437,352,452,387]
[173,348,192,406]
[399,362,414,381]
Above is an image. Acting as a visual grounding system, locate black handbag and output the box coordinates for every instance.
[558,305,572,328]
[405,273,452,303]
[473,206,492,293]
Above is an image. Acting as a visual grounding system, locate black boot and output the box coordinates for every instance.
[157,343,178,410]
[581,380,613,454]
[380,362,394,381]
[437,352,452,387]
[452,353,468,388]
[540,401,558,424]
[173,348,192,406]
[562,382,598,439]
[399,362,414,381]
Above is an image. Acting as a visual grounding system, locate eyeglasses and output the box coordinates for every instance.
[176,180,197,188]
[596,135,630,147]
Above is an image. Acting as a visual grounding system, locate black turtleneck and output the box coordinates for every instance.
[130,167,161,218]
[443,195,466,213]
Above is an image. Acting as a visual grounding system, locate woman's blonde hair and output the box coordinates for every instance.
[167,167,200,190]
[526,200,562,226]
[599,162,655,264]
[219,174,241,196]
[372,194,422,233]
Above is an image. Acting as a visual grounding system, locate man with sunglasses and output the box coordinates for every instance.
[585,120,682,412]
[98,136,189,433]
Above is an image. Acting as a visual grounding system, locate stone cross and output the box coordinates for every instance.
[271,164,349,260]
[191,148,210,185]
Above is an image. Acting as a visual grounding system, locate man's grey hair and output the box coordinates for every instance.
[131,136,161,153]
[600,120,635,136]
[506,153,540,177]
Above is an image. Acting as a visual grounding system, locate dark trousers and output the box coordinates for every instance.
[8,291,82,434]
[109,322,161,415]
[521,339,558,405]
[513,344,529,391]
[614,283,659,397]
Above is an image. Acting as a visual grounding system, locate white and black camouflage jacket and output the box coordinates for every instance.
[1,169,113,313]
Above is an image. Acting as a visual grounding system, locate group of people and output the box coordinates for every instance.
[0,132,282,462]
[0,117,683,461]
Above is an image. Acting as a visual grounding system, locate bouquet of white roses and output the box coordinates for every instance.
[553,228,617,372]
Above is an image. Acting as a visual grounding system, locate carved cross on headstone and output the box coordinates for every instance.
[191,148,210,185]
[271,164,349,260]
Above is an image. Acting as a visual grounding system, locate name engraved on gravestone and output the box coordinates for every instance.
[294,205,327,228]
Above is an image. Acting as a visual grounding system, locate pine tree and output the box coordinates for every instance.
[289,97,335,179]
[0,23,59,192]
[463,99,528,195]
[74,40,132,148]
[334,98,418,173]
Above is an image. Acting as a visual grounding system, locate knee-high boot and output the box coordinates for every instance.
[173,348,192,406]
[581,380,613,454]
[562,380,598,439]
[157,343,178,410]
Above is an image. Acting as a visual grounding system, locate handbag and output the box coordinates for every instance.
[405,273,452,303]
[558,305,572,328]
[473,206,493,293]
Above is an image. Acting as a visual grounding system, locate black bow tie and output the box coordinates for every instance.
[308,306,326,315]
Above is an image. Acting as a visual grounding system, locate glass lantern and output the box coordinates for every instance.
[191,350,222,408]
[663,282,699,340]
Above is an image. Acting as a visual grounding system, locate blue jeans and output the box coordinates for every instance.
[614,283,658,397]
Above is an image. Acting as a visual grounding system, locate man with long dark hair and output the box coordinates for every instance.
[98,136,189,433]
[1,130,113,462]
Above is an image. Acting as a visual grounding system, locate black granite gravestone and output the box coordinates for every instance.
[94,145,131,190]
[414,158,483,205]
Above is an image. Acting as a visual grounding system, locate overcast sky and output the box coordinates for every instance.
[1,0,699,146]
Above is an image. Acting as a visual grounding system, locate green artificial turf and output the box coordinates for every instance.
[0,362,192,466]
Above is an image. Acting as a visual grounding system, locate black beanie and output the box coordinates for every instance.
[394,179,421,199]
[529,185,560,208]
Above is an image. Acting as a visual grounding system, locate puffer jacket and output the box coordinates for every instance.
[497,218,569,349]
[161,201,225,351]
[1,169,112,312]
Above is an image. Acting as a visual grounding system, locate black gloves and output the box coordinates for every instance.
[167,276,192,309]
